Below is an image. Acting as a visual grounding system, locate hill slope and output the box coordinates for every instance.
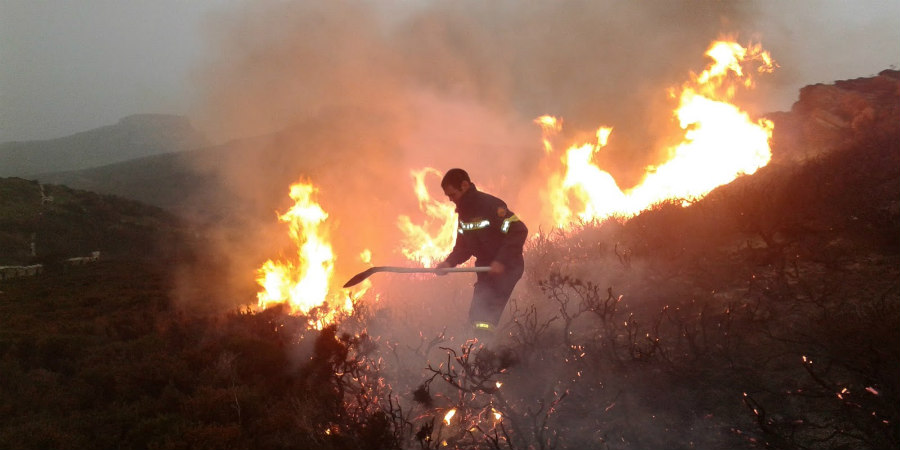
[0,114,208,177]
[35,107,397,224]
[0,177,186,266]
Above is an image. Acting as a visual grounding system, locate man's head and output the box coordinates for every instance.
[441,168,472,204]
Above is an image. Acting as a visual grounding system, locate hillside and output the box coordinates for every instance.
[33,107,397,224]
[33,148,226,218]
[0,72,897,449]
[0,177,187,266]
[0,114,208,177]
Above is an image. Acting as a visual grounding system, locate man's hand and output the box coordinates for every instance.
[488,261,506,276]
[434,261,451,276]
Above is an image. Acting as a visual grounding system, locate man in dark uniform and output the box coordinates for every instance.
[435,168,528,339]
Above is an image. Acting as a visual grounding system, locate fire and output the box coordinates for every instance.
[544,38,776,225]
[535,115,563,154]
[396,168,458,267]
[444,408,457,425]
[256,38,778,325]
[359,249,372,265]
[558,126,622,222]
[256,180,354,328]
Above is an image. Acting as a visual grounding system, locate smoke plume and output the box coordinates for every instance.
[183,2,774,295]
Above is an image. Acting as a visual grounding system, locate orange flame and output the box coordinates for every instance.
[535,115,563,154]
[444,408,457,425]
[256,180,355,328]
[545,38,776,225]
[396,168,457,267]
[359,248,372,265]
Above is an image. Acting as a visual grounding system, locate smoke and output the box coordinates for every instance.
[176,1,798,312]
[192,1,764,176]
[181,1,770,292]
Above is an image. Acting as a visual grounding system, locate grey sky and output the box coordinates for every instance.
[0,0,230,142]
[0,0,898,143]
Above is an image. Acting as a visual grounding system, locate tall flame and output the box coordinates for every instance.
[256,181,353,328]
[396,168,458,267]
[545,38,776,225]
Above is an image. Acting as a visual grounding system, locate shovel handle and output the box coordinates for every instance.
[342,266,490,288]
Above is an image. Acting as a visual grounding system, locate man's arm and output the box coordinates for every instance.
[494,211,527,268]
[436,222,473,269]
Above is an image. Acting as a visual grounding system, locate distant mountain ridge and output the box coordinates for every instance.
[36,108,390,222]
[0,114,209,177]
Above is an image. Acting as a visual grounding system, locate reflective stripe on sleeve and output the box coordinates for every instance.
[501,214,520,233]
[459,219,491,232]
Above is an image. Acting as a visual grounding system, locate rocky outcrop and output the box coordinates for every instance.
[771,69,900,162]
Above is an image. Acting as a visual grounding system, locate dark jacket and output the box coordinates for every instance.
[443,185,527,269]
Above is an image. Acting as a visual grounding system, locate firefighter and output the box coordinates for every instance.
[434,168,528,341]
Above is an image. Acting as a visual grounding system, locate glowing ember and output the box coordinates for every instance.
[444,408,457,425]
[543,38,776,225]
[397,168,458,266]
[359,249,372,265]
[255,180,354,328]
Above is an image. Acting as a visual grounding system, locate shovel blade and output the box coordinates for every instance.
[342,267,378,288]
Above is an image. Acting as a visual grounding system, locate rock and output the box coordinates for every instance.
[772,69,900,163]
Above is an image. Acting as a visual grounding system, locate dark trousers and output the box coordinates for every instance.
[468,264,524,327]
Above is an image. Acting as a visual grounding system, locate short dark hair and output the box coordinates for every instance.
[441,168,470,189]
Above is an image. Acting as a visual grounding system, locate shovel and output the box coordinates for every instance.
[342,266,490,288]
